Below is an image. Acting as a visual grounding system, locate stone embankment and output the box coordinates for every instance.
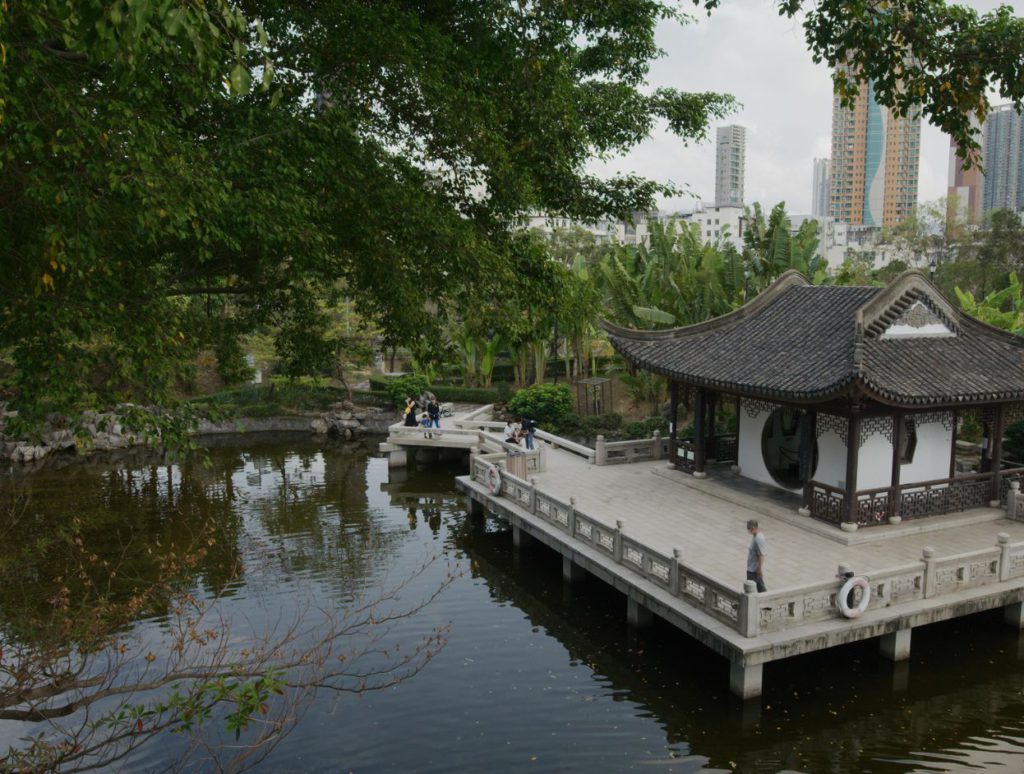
[0,401,395,463]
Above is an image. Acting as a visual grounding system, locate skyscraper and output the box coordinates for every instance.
[981,104,1024,214]
[715,125,746,208]
[829,80,921,227]
[811,158,831,218]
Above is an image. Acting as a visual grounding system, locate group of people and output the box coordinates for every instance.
[402,392,442,438]
[503,417,537,449]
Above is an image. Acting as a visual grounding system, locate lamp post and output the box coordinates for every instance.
[928,258,937,280]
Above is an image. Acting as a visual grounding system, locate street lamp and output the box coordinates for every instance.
[928,258,937,279]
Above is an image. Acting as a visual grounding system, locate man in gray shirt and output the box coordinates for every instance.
[746,519,767,592]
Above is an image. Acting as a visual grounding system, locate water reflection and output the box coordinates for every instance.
[3,438,1024,772]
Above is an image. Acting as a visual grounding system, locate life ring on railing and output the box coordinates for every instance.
[485,463,502,495]
[838,576,871,619]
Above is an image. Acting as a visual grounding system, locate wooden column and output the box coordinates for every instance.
[705,390,718,460]
[949,409,959,479]
[844,408,862,527]
[668,381,679,466]
[889,411,905,520]
[800,410,817,510]
[694,388,707,476]
[991,403,1008,504]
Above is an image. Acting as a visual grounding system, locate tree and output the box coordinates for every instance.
[5,1,1024,430]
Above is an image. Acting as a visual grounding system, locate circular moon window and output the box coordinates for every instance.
[760,407,818,489]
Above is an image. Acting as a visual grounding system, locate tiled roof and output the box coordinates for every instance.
[603,270,1024,406]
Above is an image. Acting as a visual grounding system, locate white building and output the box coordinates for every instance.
[715,125,746,209]
[522,213,650,246]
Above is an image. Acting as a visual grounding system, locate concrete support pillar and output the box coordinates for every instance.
[387,448,408,468]
[562,555,586,584]
[1004,601,1024,629]
[891,660,910,693]
[467,496,484,518]
[626,594,653,628]
[512,523,533,549]
[880,627,912,661]
[729,659,763,699]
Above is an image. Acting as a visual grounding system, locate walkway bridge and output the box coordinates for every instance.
[450,424,1024,700]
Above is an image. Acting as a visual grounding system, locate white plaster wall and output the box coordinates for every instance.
[900,420,952,485]
[858,433,894,489]
[738,407,952,493]
[815,429,847,488]
[738,407,774,488]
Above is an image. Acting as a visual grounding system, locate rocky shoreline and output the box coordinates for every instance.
[0,401,395,463]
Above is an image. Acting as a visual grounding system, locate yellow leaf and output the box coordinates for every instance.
[41,272,54,289]
[50,259,58,270]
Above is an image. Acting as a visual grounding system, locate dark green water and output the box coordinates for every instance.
[3,435,1024,772]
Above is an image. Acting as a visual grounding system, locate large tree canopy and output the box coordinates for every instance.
[2,0,1023,423]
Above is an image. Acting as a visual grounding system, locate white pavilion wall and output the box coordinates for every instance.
[737,400,953,493]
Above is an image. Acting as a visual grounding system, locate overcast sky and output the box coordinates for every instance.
[592,0,1013,216]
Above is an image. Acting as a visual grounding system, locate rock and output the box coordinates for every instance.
[310,418,328,435]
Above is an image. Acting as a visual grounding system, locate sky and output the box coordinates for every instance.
[592,0,1013,216]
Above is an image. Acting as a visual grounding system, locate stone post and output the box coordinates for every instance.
[595,434,607,466]
[537,442,547,473]
[670,546,683,596]
[729,658,763,699]
[879,628,912,661]
[614,519,625,563]
[568,497,577,537]
[1007,481,1021,521]
[740,579,760,638]
[652,430,662,460]
[922,546,936,598]
[999,532,1012,581]
[529,477,538,514]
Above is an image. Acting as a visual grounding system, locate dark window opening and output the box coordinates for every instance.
[760,408,818,489]
[899,418,917,464]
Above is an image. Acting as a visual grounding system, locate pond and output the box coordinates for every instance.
[3,435,1024,771]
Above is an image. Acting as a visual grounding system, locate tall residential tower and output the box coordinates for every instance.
[829,80,921,227]
[714,125,746,208]
[981,104,1024,214]
[811,158,831,217]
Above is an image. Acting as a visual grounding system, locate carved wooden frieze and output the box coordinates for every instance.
[860,416,894,447]
[816,413,848,445]
[742,398,779,419]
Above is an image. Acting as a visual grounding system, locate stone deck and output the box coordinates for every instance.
[456,441,1024,699]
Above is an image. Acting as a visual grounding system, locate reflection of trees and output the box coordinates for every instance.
[233,438,403,594]
[0,438,452,770]
[451,518,1024,770]
[0,450,244,645]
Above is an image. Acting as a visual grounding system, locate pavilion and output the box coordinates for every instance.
[603,270,1024,530]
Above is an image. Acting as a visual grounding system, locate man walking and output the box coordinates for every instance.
[746,519,767,592]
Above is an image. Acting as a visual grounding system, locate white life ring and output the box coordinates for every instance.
[838,576,871,619]
[486,463,502,495]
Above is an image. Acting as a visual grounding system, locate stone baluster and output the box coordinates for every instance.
[740,580,760,637]
[595,434,607,466]
[922,546,936,598]
[529,477,538,514]
[670,546,683,596]
[568,497,577,537]
[652,430,662,460]
[1007,481,1021,521]
[998,532,1012,581]
[614,519,624,562]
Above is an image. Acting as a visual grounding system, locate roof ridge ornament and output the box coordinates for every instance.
[859,269,961,339]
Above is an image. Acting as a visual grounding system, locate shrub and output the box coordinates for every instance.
[383,374,430,408]
[506,383,574,425]
[623,416,668,439]
[1004,420,1024,463]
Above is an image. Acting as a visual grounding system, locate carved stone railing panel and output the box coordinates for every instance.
[931,549,1001,596]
